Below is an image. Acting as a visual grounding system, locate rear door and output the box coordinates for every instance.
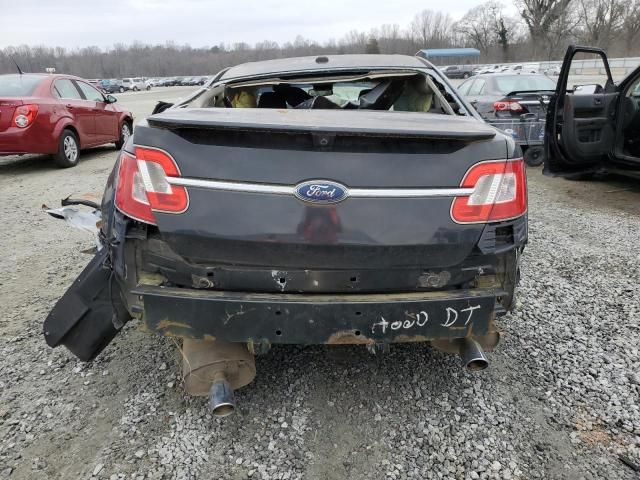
[544,45,618,176]
[465,78,486,110]
[53,78,96,144]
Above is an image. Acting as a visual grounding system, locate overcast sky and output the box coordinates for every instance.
[0,0,489,49]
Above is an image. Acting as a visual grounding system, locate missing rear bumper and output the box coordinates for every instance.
[134,285,500,345]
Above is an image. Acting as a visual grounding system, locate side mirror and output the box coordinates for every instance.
[105,94,117,104]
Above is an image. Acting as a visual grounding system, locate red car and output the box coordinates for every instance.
[0,73,133,167]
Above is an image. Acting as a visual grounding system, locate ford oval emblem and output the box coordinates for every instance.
[294,180,349,204]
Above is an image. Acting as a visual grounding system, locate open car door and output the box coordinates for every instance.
[544,45,618,177]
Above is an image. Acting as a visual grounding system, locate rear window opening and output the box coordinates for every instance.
[186,71,465,115]
[0,74,43,97]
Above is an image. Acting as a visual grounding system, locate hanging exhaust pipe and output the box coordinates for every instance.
[181,338,256,417]
[459,338,489,371]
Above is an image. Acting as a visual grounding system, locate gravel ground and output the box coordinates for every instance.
[0,86,639,480]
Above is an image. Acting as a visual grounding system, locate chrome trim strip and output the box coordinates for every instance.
[167,177,473,198]
[349,187,474,198]
[168,177,295,195]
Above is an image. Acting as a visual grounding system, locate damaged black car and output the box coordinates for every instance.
[44,54,528,416]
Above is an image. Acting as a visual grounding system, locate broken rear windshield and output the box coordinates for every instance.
[181,68,466,115]
[0,74,43,97]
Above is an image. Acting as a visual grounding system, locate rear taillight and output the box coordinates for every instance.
[493,100,523,113]
[115,146,188,224]
[12,104,38,128]
[451,159,527,224]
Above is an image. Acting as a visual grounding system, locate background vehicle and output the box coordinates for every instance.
[99,79,127,93]
[545,45,640,179]
[45,54,527,416]
[476,65,504,74]
[457,73,556,166]
[441,65,474,79]
[162,76,182,86]
[544,65,561,76]
[122,77,150,91]
[509,64,540,73]
[0,74,133,167]
[457,73,556,118]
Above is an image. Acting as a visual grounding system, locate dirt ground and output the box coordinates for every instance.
[0,86,639,480]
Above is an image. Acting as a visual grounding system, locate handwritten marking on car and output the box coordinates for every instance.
[370,305,482,334]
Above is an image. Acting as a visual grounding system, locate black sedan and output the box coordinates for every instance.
[457,73,557,166]
[44,54,526,416]
[457,73,556,119]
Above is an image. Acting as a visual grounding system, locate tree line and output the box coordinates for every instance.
[2,0,640,78]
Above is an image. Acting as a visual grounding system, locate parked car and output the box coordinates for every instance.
[99,79,127,94]
[44,54,527,416]
[543,65,561,76]
[122,77,150,91]
[0,74,133,167]
[457,73,556,166]
[163,76,182,86]
[441,65,474,79]
[457,73,556,119]
[475,65,503,74]
[509,64,539,74]
[545,45,640,179]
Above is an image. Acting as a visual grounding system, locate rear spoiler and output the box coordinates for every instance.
[147,108,497,142]
[504,89,556,97]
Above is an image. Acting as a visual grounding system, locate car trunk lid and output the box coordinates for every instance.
[130,108,507,269]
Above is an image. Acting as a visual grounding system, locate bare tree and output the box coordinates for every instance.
[410,10,454,48]
[454,4,496,53]
[375,24,404,53]
[623,0,640,54]
[455,2,520,61]
[517,0,573,57]
[577,0,626,49]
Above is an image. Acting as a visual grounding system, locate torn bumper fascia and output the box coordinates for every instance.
[43,204,133,362]
[43,248,131,361]
[134,284,502,346]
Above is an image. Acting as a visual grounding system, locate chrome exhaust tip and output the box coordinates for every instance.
[460,338,489,371]
[209,377,236,417]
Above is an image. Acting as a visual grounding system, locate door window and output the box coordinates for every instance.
[76,81,105,102]
[468,79,486,95]
[54,79,82,99]
[457,80,473,96]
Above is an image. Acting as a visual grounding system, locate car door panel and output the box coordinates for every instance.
[559,92,617,160]
[54,79,96,145]
[75,81,118,143]
[544,45,618,176]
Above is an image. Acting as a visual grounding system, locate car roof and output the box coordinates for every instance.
[220,54,429,80]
